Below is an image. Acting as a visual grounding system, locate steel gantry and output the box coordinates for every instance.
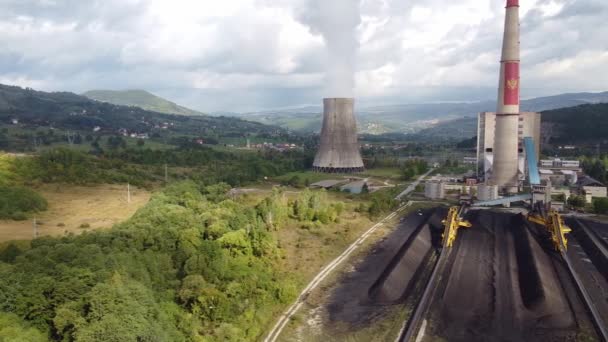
[442,206,472,248]
[527,209,571,252]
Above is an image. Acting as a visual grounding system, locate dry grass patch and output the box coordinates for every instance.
[0,184,151,242]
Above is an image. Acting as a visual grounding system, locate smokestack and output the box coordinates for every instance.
[313,98,364,173]
[490,0,520,193]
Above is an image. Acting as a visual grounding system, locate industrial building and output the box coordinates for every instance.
[313,98,365,173]
[540,158,581,170]
[476,111,541,184]
[577,176,608,203]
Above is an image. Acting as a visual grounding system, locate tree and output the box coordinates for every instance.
[107,136,126,150]
[402,167,415,181]
[554,193,566,202]
[218,230,252,256]
[54,275,182,342]
[583,159,607,184]
[593,197,608,214]
[0,243,22,262]
[287,175,301,188]
[567,195,586,210]
[0,313,46,342]
[137,139,145,147]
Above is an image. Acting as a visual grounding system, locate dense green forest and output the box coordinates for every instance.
[542,103,608,144]
[3,147,311,188]
[581,157,608,184]
[0,180,358,341]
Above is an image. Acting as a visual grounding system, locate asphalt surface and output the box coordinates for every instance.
[395,169,435,200]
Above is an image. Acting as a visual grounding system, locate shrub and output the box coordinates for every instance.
[0,186,48,220]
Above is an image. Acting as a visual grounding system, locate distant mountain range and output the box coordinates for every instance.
[0,84,283,139]
[83,89,205,116]
[226,91,608,134]
[2,83,606,146]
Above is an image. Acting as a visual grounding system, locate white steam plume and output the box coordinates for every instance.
[298,0,361,98]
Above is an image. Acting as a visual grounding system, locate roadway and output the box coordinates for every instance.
[395,168,435,200]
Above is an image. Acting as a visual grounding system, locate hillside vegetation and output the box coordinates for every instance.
[83,89,204,116]
[0,179,365,341]
[0,84,283,140]
[422,102,608,144]
[541,103,608,144]
[2,145,310,189]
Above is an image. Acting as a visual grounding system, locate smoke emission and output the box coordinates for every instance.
[298,0,361,98]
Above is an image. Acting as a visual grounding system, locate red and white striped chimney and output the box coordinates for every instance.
[491,0,521,193]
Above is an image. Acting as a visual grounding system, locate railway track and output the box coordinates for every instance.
[568,219,608,341]
[394,242,449,342]
[395,206,468,342]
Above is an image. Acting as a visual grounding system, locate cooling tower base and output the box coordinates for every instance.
[313,166,365,174]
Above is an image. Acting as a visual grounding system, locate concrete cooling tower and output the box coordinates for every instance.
[313,98,364,173]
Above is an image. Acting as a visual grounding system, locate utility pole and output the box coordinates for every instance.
[66,131,74,146]
[164,164,168,184]
[127,183,131,204]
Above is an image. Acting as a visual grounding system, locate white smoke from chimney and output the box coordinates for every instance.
[297,0,361,98]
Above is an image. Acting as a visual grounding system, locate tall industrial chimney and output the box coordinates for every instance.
[313,98,364,173]
[490,0,521,193]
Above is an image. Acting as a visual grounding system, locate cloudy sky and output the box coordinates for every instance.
[1,0,607,112]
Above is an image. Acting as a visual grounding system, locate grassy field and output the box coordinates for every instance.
[272,171,355,185]
[360,167,403,181]
[275,191,376,284]
[0,184,151,242]
[232,186,378,286]
[274,168,405,186]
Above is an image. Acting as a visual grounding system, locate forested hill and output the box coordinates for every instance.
[0,84,283,138]
[83,89,204,116]
[542,102,608,144]
[415,102,608,144]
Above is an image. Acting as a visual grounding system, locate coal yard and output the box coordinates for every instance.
[324,208,608,342]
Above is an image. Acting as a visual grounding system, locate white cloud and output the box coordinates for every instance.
[0,0,606,111]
